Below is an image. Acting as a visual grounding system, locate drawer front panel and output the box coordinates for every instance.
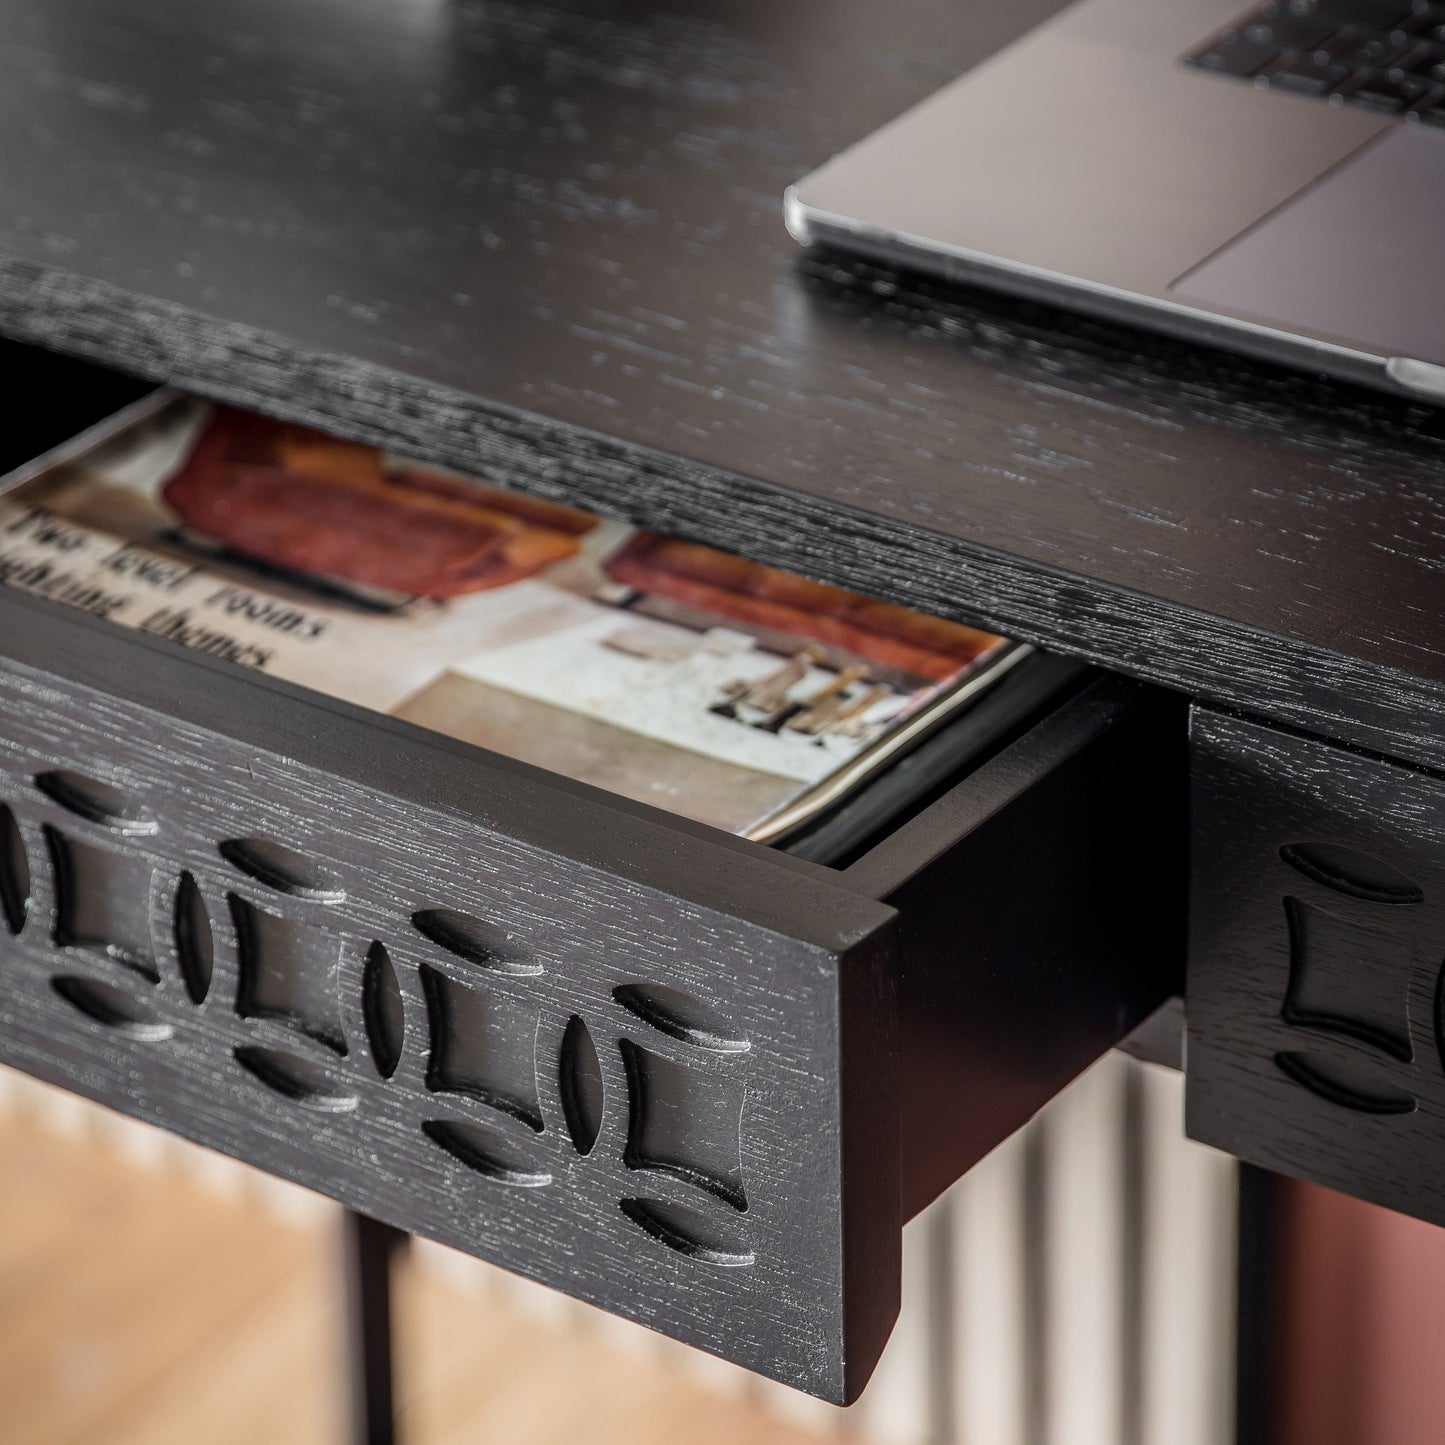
[0,635,897,1402]
[1186,710,1445,1224]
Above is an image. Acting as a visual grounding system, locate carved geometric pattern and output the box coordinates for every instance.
[620,1038,748,1211]
[1282,893,1417,1056]
[228,894,347,1053]
[418,962,543,1131]
[559,1015,604,1157]
[45,828,159,980]
[1273,843,1428,1111]
[0,802,28,935]
[0,613,898,1404]
[1186,711,1445,1230]
[3,776,760,1261]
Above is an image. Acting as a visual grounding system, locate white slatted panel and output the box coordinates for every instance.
[949,1130,1029,1445]
[1040,1053,1130,1445]
[849,1203,940,1444]
[1137,1061,1237,1445]
[810,1053,1237,1445]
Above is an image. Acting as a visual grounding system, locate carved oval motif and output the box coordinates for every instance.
[422,1119,551,1187]
[1280,842,1423,905]
[363,941,405,1080]
[412,908,540,976]
[1274,1051,1417,1116]
[51,976,173,1042]
[174,870,214,1005]
[218,838,346,903]
[233,1045,359,1112]
[34,770,158,835]
[0,804,29,936]
[619,1198,754,1268]
[559,1015,603,1156]
[612,983,748,1053]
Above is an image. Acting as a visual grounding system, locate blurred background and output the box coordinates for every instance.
[0,1051,1241,1445]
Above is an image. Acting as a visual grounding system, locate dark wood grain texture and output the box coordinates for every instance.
[847,678,1186,1217]
[0,588,899,1403]
[0,0,1438,767]
[0,584,1178,1399]
[1185,709,1445,1226]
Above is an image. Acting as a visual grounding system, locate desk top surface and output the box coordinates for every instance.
[0,0,1440,766]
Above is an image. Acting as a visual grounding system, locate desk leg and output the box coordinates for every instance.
[341,1208,408,1445]
[1234,1164,1282,1445]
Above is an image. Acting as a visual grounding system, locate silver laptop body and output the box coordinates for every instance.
[786,0,1445,402]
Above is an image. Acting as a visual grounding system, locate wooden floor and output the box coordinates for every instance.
[0,1103,834,1445]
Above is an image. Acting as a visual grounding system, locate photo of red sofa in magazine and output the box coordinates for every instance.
[0,396,1020,839]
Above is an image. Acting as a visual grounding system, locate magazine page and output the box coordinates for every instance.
[0,399,1009,838]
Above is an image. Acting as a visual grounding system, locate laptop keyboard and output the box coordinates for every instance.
[1185,0,1445,122]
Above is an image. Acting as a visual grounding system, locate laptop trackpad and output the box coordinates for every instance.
[1172,124,1445,367]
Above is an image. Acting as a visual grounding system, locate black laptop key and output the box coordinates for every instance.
[1243,14,1340,46]
[1389,10,1445,35]
[1192,39,1282,75]
[1268,55,1355,90]
[1186,0,1445,115]
[1351,33,1417,64]
[1389,43,1445,78]
[1317,0,1415,29]
[1345,68,1434,105]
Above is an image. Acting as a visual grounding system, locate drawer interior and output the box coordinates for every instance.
[0,344,154,480]
[0,348,1187,1401]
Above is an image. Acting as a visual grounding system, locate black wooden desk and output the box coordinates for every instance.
[0,0,1439,1432]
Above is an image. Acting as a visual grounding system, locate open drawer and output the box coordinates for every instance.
[0,368,1185,1403]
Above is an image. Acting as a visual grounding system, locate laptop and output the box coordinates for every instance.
[785,0,1445,402]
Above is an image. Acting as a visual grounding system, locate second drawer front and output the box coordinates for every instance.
[1186,709,1445,1225]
